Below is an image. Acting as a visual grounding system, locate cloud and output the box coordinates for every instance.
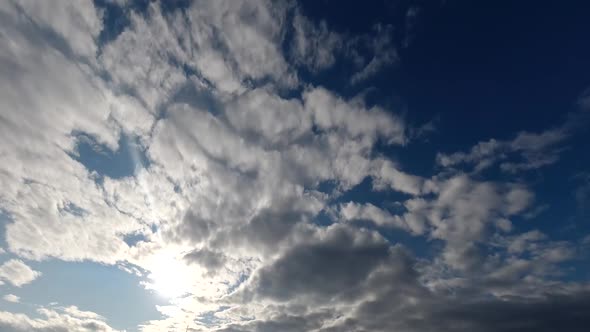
[0,0,406,271]
[345,290,590,332]
[339,201,425,234]
[0,306,118,332]
[290,7,400,83]
[290,8,343,71]
[0,259,41,287]
[370,158,435,195]
[349,24,398,84]
[435,114,585,174]
[184,248,227,273]
[403,174,533,271]
[99,2,188,109]
[11,0,103,59]
[2,294,20,303]
[0,0,149,263]
[437,131,566,173]
[211,291,590,332]
[223,87,311,147]
[303,87,406,145]
[245,225,401,302]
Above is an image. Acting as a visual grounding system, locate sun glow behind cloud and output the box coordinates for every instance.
[145,252,192,299]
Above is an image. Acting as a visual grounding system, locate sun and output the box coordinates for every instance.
[148,253,191,298]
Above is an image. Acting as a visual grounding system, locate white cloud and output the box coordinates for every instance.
[371,158,435,195]
[404,174,534,271]
[0,307,118,332]
[186,0,297,89]
[100,3,188,110]
[0,259,41,287]
[62,306,105,320]
[0,0,151,264]
[223,87,312,147]
[303,87,406,145]
[2,294,19,303]
[11,0,103,59]
[340,202,425,234]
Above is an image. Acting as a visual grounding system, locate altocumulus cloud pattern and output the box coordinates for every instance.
[1,0,590,331]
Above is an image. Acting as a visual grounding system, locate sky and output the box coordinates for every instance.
[1,0,590,331]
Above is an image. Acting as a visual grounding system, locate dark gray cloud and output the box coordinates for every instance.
[250,225,395,301]
[341,290,590,332]
[184,248,227,272]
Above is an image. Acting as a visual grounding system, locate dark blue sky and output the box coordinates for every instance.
[299,0,590,244]
[301,0,590,132]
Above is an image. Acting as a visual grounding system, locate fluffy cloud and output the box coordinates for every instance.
[0,0,150,263]
[340,201,425,234]
[245,225,403,302]
[0,306,118,332]
[223,87,311,147]
[12,0,103,59]
[370,158,435,195]
[99,2,188,110]
[3,294,20,303]
[0,259,41,287]
[345,290,590,332]
[303,87,406,145]
[410,175,533,271]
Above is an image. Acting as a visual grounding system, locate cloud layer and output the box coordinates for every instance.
[0,1,589,331]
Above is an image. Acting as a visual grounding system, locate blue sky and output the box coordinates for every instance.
[1,0,590,331]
